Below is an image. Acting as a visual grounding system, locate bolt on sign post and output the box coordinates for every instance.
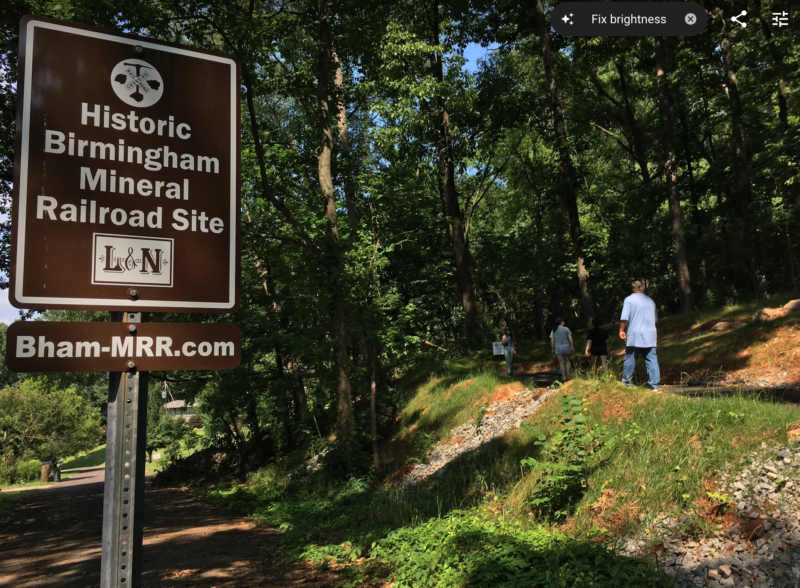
[8,16,241,588]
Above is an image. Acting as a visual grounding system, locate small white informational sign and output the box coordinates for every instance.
[492,342,504,355]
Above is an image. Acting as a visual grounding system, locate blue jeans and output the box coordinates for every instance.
[504,348,513,373]
[622,347,660,389]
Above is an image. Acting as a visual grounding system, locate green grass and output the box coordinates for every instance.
[199,363,799,587]
[61,438,200,475]
[396,364,508,447]
[62,445,107,469]
[517,379,798,533]
[0,470,78,491]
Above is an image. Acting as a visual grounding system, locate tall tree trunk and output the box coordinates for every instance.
[714,6,764,293]
[334,50,384,454]
[333,53,359,238]
[534,0,595,325]
[286,358,310,424]
[245,391,267,462]
[317,0,353,441]
[431,1,481,344]
[677,104,700,215]
[654,37,693,312]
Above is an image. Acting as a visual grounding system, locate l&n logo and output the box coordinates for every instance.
[93,234,173,287]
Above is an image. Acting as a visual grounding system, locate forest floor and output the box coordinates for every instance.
[507,293,800,390]
[0,470,340,588]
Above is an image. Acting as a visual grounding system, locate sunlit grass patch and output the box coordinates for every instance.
[397,368,509,451]
[556,380,797,534]
[62,445,107,470]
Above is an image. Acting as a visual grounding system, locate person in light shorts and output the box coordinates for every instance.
[550,317,574,382]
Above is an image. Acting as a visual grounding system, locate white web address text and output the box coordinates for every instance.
[15,336,235,359]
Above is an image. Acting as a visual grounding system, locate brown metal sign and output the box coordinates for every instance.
[10,16,240,312]
[5,321,241,372]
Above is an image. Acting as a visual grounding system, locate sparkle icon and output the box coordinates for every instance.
[561,13,574,25]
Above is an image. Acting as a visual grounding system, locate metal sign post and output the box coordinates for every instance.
[101,312,148,588]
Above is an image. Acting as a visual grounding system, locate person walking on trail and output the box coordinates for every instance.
[585,318,609,370]
[550,318,574,382]
[619,281,660,391]
[501,327,516,375]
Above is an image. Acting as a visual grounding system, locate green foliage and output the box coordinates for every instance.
[15,459,43,483]
[146,387,191,463]
[318,443,371,482]
[61,445,107,470]
[370,510,671,588]
[0,458,42,485]
[0,379,102,468]
[0,324,18,390]
[520,395,607,519]
[705,491,734,514]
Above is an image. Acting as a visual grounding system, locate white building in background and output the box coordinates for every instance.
[163,400,201,426]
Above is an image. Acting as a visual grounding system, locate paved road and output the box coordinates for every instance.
[2,466,107,494]
[0,467,339,588]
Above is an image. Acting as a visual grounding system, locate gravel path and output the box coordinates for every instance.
[399,388,555,487]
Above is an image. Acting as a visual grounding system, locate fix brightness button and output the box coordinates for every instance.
[552,2,708,37]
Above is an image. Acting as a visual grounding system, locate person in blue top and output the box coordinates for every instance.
[550,318,574,382]
[501,327,516,375]
[619,281,660,391]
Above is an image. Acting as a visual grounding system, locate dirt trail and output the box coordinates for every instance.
[0,472,338,588]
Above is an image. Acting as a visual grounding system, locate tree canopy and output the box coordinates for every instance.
[1,0,797,463]
[0,379,102,465]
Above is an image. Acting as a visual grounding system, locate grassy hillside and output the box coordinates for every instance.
[171,292,800,587]
[200,354,799,587]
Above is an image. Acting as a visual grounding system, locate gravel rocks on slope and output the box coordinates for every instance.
[617,443,800,587]
[398,388,556,487]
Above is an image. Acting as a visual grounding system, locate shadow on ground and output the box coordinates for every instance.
[0,478,340,588]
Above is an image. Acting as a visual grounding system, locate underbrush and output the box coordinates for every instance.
[0,459,43,486]
[369,509,671,588]
[193,374,798,587]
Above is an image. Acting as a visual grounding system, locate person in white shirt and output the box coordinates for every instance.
[619,281,660,390]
